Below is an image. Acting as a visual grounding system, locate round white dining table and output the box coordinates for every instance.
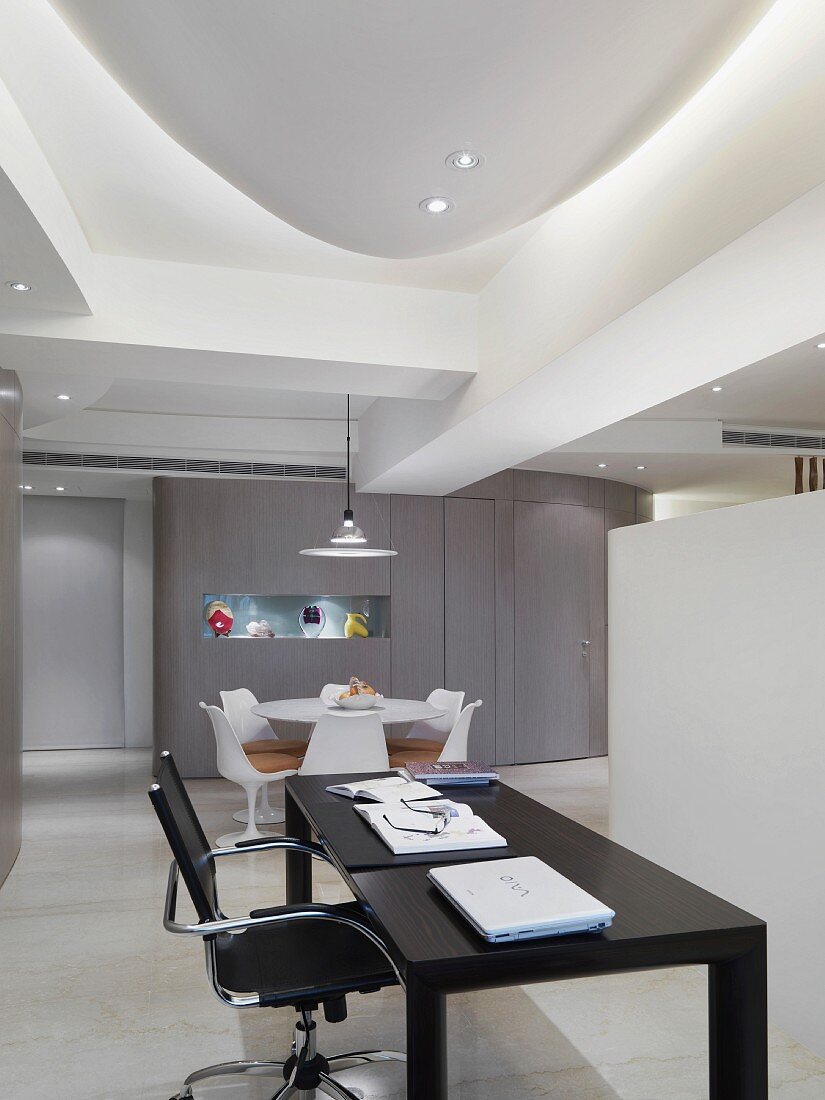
[250,697,445,724]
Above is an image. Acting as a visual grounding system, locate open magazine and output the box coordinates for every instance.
[353,798,507,855]
[325,775,441,803]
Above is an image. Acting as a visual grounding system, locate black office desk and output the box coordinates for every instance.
[285,773,767,1100]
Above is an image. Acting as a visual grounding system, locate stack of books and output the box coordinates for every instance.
[404,760,499,786]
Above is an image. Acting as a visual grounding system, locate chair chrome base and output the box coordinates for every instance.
[169,1015,405,1100]
[173,1059,286,1097]
[232,806,286,824]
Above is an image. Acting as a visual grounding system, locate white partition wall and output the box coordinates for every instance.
[609,491,825,1058]
[22,497,125,749]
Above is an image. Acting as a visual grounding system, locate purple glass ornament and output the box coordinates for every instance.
[299,604,325,639]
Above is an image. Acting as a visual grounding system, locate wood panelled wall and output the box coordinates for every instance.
[0,368,22,887]
[154,473,650,776]
[448,470,649,764]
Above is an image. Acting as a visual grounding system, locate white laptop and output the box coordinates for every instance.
[428,856,615,943]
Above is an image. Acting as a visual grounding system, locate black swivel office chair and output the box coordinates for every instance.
[149,750,405,1100]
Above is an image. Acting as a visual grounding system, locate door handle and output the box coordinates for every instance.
[580,640,591,657]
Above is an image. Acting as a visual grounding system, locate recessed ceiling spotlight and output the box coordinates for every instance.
[447,149,483,171]
[6,281,32,292]
[55,486,65,492]
[56,393,71,401]
[597,463,608,468]
[711,385,723,392]
[817,343,825,349]
[419,196,454,215]
[636,465,647,470]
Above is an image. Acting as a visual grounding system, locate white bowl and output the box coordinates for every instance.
[334,692,382,710]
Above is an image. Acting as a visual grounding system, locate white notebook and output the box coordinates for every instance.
[353,799,507,856]
[326,775,440,803]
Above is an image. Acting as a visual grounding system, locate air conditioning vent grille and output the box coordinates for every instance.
[22,451,345,481]
[722,429,825,451]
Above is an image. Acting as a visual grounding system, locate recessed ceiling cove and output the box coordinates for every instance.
[52,0,768,259]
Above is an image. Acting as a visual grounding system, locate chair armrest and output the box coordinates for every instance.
[210,837,333,863]
[249,901,404,987]
[161,862,403,985]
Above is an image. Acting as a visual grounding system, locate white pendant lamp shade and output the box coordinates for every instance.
[299,546,397,558]
[299,395,397,559]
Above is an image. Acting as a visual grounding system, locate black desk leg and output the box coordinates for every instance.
[406,972,447,1100]
[709,935,768,1100]
[285,788,312,905]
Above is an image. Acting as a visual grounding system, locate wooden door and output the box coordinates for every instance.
[514,502,593,763]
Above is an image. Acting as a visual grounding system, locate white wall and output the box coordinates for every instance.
[22,496,125,748]
[22,496,154,750]
[123,500,152,748]
[608,491,825,1057]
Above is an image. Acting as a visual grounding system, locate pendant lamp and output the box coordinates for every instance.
[300,395,397,558]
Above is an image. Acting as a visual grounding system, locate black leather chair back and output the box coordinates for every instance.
[149,751,219,922]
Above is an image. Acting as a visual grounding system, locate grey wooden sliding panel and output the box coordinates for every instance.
[587,477,606,508]
[154,477,392,776]
[0,368,21,886]
[390,494,444,700]
[514,502,591,763]
[450,469,513,500]
[604,480,637,513]
[586,508,608,758]
[494,499,515,765]
[512,469,590,506]
[605,509,637,536]
[636,488,654,520]
[444,497,496,763]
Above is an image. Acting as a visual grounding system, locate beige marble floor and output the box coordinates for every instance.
[1,751,823,1100]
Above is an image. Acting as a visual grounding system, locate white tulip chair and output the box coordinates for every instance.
[199,702,300,846]
[389,700,482,768]
[385,688,465,756]
[220,688,306,825]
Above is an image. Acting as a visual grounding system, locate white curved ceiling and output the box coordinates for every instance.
[0,166,89,314]
[52,0,769,258]
[0,0,537,293]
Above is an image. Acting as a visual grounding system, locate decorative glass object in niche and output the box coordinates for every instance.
[202,595,390,639]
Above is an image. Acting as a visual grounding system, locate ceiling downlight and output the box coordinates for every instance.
[447,150,483,171]
[419,196,454,215]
